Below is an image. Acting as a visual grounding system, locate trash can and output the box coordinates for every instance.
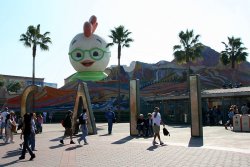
[241,115,250,132]
[233,114,242,132]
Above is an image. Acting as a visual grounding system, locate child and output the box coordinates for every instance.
[145,113,153,137]
[136,114,145,137]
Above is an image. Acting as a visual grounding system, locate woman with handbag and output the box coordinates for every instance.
[4,113,15,143]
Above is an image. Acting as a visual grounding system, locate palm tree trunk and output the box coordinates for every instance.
[32,56,35,85]
[231,58,236,82]
[32,45,36,86]
[32,46,36,112]
[117,44,121,122]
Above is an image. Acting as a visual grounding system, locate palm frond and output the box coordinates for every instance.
[220,52,230,65]
[173,45,181,51]
[106,43,114,48]
[122,44,130,48]
[39,43,49,51]
[43,31,50,37]
[173,50,186,64]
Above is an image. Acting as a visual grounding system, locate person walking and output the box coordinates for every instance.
[60,111,75,144]
[77,109,88,145]
[29,113,37,151]
[43,112,47,123]
[36,114,43,133]
[152,107,164,145]
[241,104,249,115]
[105,107,116,135]
[0,107,9,139]
[4,114,15,143]
[19,113,35,161]
[224,107,234,130]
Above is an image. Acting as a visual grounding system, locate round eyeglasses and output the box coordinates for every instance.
[69,48,110,61]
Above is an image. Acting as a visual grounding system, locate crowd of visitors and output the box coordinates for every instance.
[0,102,249,162]
[0,107,46,161]
[205,103,249,127]
[205,106,222,126]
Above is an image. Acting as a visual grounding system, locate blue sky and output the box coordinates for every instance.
[1,0,250,87]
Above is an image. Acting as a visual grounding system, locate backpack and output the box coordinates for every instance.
[78,114,86,124]
[163,126,170,136]
[61,119,65,127]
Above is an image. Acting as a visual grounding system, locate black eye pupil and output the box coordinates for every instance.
[93,51,99,57]
[76,53,81,57]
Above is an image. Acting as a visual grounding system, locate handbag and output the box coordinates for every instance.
[11,123,17,133]
[163,125,170,136]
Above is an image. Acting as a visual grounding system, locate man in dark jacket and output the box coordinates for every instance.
[105,107,116,135]
[60,111,75,144]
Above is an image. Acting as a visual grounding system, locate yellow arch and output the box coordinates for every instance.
[20,85,38,117]
[72,82,97,135]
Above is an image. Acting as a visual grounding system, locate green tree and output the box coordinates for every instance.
[173,29,204,78]
[7,81,21,93]
[20,24,52,85]
[0,76,4,88]
[220,36,248,69]
[107,25,133,120]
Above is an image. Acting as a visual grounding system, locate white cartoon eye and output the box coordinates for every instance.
[69,49,84,61]
[90,48,105,60]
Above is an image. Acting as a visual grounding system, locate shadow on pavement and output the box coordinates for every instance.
[0,143,8,146]
[99,134,111,136]
[96,127,105,131]
[65,145,82,151]
[49,144,65,149]
[188,137,203,147]
[170,125,190,128]
[0,160,19,166]
[146,145,159,151]
[50,136,63,142]
[111,136,134,144]
[2,149,20,158]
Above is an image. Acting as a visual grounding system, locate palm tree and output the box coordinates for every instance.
[107,25,133,120]
[20,24,51,112]
[221,36,248,69]
[20,24,52,86]
[173,29,204,80]
[220,36,248,83]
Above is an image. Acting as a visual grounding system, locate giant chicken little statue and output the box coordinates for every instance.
[68,15,111,81]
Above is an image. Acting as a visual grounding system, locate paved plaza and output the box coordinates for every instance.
[0,123,250,167]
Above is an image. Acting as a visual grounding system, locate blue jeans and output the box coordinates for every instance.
[108,119,113,134]
[29,132,35,151]
[22,134,34,157]
[79,124,88,143]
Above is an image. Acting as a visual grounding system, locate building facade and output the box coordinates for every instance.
[0,74,45,109]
